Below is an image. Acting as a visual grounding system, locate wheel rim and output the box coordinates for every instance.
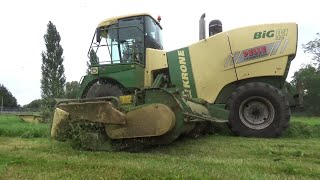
[239,96,275,130]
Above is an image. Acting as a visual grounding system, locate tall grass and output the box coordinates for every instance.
[0,115,50,138]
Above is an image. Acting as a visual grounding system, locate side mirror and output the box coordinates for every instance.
[96,28,101,43]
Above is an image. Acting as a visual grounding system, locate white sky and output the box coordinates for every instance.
[0,0,319,106]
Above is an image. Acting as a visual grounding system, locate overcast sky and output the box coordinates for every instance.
[0,0,319,105]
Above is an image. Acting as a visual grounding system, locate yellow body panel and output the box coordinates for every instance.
[188,33,237,103]
[187,23,297,103]
[227,23,297,80]
[236,56,288,79]
[145,48,168,87]
[228,23,297,57]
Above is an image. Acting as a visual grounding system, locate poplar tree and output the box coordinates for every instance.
[41,21,66,99]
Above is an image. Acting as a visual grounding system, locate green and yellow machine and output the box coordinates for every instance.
[51,13,298,150]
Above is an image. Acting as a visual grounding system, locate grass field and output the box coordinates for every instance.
[0,115,320,179]
[292,116,320,125]
[0,115,49,138]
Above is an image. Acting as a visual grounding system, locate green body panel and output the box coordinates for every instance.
[151,74,165,88]
[167,48,197,98]
[79,63,145,97]
[207,104,229,120]
[101,64,145,87]
[141,89,195,144]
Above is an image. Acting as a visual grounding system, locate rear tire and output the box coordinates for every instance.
[227,82,290,138]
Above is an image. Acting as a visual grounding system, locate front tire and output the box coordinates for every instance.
[83,81,123,98]
[227,82,290,138]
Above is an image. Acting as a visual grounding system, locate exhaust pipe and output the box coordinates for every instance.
[199,13,206,40]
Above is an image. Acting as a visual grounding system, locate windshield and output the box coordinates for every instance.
[89,16,144,65]
[88,15,163,65]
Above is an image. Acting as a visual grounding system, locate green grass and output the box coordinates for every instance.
[212,116,320,138]
[0,136,319,179]
[291,116,320,125]
[0,115,50,138]
[281,116,320,138]
[0,115,320,179]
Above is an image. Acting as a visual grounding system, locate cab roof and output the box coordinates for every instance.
[97,13,159,28]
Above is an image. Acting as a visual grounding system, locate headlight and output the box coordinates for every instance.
[91,67,98,74]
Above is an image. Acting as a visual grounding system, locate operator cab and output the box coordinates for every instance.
[88,14,163,66]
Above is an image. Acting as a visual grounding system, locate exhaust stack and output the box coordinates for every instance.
[199,13,206,40]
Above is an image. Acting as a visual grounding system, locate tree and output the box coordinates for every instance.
[291,64,320,115]
[23,99,43,110]
[41,21,66,99]
[65,81,80,99]
[302,33,320,70]
[0,84,18,107]
[40,21,66,121]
